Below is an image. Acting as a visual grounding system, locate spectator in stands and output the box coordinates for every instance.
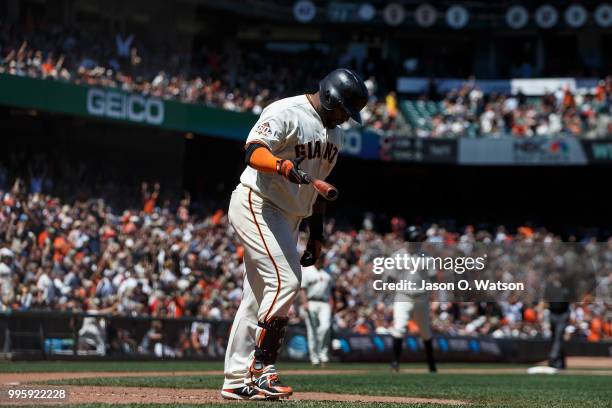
[3,18,610,139]
[1,147,611,345]
[0,20,406,134]
[409,79,611,139]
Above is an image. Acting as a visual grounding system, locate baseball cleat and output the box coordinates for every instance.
[220,385,268,400]
[390,361,400,373]
[252,373,293,397]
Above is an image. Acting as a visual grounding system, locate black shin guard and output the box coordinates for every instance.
[252,317,289,372]
[424,338,436,372]
[392,337,402,364]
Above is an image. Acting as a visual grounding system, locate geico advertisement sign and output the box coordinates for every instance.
[86,89,164,125]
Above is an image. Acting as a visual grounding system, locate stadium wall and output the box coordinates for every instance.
[1,312,610,363]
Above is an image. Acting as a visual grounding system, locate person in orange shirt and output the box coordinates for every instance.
[41,54,54,76]
[562,87,575,110]
[171,293,186,318]
[523,307,537,323]
[211,209,224,226]
[353,320,371,335]
[517,226,534,239]
[37,230,49,248]
[594,81,606,103]
[141,182,160,214]
[52,235,71,262]
[603,320,612,338]
[587,317,603,342]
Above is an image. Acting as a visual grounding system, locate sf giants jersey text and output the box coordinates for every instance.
[240,95,343,217]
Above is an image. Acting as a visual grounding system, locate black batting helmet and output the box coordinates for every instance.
[319,68,368,124]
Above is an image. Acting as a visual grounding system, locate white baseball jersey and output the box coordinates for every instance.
[302,265,332,301]
[224,95,341,389]
[240,95,343,217]
[302,265,333,365]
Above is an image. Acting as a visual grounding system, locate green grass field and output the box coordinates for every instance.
[1,361,610,408]
[0,360,531,373]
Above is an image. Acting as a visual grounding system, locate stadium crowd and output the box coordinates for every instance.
[0,19,403,133]
[328,224,612,343]
[2,20,610,138]
[416,77,612,139]
[1,179,611,352]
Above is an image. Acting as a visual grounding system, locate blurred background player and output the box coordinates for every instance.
[300,258,333,366]
[544,273,572,370]
[389,239,436,373]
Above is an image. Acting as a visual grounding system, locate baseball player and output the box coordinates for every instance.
[389,243,437,373]
[221,69,368,400]
[300,259,333,366]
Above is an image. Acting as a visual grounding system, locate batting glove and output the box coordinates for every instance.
[277,156,309,184]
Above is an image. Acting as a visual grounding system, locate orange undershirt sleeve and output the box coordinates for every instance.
[249,145,280,173]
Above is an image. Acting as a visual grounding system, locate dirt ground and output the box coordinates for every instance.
[1,385,468,406]
[1,357,611,405]
[0,369,467,406]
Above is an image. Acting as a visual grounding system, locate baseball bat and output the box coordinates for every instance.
[301,172,339,201]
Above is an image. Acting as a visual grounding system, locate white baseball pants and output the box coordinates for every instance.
[391,299,433,340]
[304,300,331,364]
[223,184,302,389]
